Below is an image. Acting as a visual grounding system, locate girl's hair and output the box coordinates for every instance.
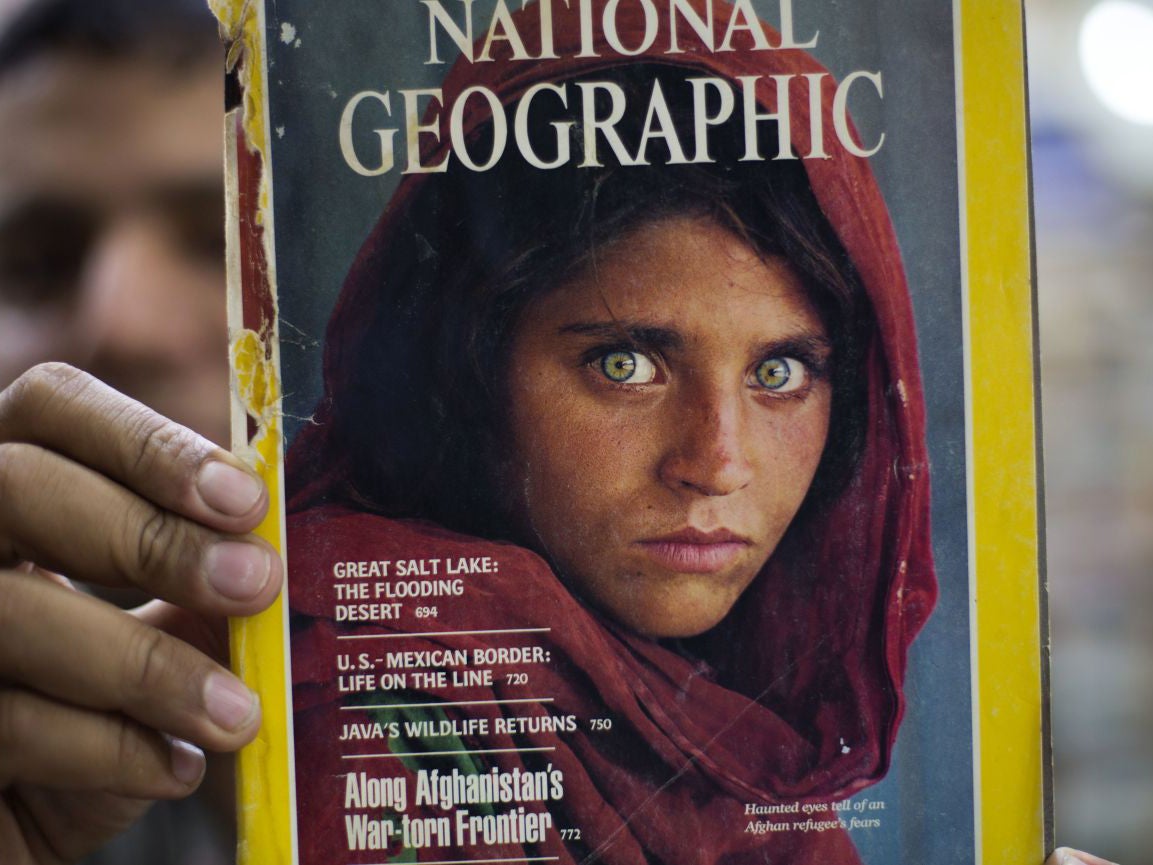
[320,64,872,538]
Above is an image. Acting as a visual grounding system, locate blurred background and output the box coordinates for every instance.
[0,0,1144,862]
[1027,0,1153,862]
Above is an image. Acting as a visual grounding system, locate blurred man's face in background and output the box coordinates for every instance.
[0,47,228,443]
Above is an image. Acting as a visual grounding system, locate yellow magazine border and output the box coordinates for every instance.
[958,0,1051,862]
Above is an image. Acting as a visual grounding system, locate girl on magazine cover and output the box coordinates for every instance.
[284,2,937,863]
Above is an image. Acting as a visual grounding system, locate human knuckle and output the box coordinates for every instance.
[0,363,89,429]
[128,507,186,581]
[123,408,205,480]
[0,442,16,489]
[0,689,35,755]
[11,362,86,402]
[113,718,152,778]
[122,624,173,698]
[0,572,28,631]
[0,441,40,496]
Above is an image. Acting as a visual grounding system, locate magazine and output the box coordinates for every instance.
[211,1,1050,863]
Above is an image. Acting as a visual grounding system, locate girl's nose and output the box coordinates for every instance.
[657,383,755,496]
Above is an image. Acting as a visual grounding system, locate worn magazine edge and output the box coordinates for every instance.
[960,0,1051,862]
[1019,3,1056,852]
[216,0,296,862]
[1019,7,1056,851]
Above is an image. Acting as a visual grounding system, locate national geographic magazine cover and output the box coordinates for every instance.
[211,1,1049,863]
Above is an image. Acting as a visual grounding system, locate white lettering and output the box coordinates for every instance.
[834,71,885,157]
[339,91,397,177]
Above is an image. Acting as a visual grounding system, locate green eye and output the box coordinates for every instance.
[754,357,797,391]
[599,350,658,384]
[602,351,636,381]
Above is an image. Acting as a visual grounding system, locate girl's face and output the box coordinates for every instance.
[504,216,833,638]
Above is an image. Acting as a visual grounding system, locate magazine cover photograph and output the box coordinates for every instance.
[216,1,1046,863]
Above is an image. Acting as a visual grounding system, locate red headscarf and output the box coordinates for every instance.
[285,2,936,863]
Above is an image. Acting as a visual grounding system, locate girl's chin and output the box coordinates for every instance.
[596,585,746,640]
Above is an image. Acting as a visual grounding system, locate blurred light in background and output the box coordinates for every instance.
[1079,0,1153,125]
[1027,0,1153,862]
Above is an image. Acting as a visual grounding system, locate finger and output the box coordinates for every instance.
[1049,849,1121,865]
[0,573,260,750]
[134,600,230,666]
[1,786,153,865]
[0,363,267,533]
[0,687,205,798]
[10,560,73,590]
[0,444,280,614]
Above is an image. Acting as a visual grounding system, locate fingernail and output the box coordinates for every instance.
[197,460,263,517]
[169,737,206,786]
[204,672,259,731]
[204,542,271,600]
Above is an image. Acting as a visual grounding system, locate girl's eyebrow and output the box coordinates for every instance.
[559,322,834,360]
[557,321,685,352]
[754,334,834,360]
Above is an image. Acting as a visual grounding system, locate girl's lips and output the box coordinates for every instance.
[636,529,752,574]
